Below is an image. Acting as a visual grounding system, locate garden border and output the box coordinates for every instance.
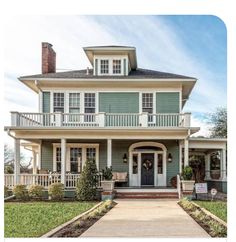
[191,201,227,227]
[41,201,103,238]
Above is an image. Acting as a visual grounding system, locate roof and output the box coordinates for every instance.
[19,68,196,80]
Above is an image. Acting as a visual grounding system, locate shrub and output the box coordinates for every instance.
[76,159,98,201]
[4,186,9,198]
[28,185,44,200]
[182,166,193,180]
[102,166,113,180]
[12,185,28,200]
[48,183,64,201]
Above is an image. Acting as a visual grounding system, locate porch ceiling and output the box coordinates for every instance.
[6,127,199,140]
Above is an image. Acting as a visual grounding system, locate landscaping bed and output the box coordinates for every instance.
[50,200,116,237]
[4,201,97,237]
[178,199,227,237]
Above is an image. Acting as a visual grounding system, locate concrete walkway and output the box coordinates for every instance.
[81,199,210,238]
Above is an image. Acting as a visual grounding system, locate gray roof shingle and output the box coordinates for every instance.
[19,68,196,80]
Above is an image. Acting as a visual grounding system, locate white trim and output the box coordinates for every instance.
[53,143,99,172]
[128,141,167,187]
[39,91,43,112]
[107,139,112,167]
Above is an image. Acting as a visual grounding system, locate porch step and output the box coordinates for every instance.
[115,192,179,199]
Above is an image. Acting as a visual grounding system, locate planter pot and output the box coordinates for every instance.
[181,180,195,191]
[101,180,115,192]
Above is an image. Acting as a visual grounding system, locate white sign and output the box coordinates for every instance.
[195,183,208,194]
[211,188,217,196]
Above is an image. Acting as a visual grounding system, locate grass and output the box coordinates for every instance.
[4,201,97,238]
[194,200,227,222]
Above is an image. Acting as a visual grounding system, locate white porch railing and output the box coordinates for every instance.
[4,174,15,189]
[4,174,80,189]
[10,112,191,128]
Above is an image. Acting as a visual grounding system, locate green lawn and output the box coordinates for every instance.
[194,200,227,222]
[4,201,97,238]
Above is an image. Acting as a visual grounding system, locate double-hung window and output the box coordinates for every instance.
[70,147,82,173]
[113,59,121,74]
[56,147,61,172]
[142,93,153,122]
[53,93,64,113]
[84,93,96,122]
[69,93,80,122]
[86,147,96,162]
[100,59,109,74]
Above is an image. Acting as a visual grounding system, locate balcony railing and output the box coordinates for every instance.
[10,112,191,128]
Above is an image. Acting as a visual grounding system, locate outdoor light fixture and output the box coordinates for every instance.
[168,153,173,163]
[123,153,128,163]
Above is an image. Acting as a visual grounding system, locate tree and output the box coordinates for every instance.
[209,107,227,138]
[4,144,32,173]
[76,160,98,201]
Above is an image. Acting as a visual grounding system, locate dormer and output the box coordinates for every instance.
[83,46,137,76]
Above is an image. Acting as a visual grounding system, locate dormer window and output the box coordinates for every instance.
[113,60,121,74]
[100,59,109,74]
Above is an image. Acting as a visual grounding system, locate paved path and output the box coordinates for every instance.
[81,199,210,238]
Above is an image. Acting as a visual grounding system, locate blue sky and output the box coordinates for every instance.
[4,15,227,140]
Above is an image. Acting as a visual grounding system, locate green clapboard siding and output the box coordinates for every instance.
[41,140,53,171]
[99,92,139,113]
[42,92,50,113]
[156,92,179,113]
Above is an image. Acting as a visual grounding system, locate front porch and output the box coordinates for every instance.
[4,136,227,193]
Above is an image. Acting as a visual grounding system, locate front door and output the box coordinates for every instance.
[141,153,154,186]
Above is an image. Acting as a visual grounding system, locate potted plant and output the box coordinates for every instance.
[181,166,195,191]
[101,166,115,192]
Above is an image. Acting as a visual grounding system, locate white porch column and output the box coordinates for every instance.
[14,139,21,185]
[107,139,112,167]
[220,149,227,181]
[32,151,37,175]
[204,153,211,180]
[61,138,67,185]
[184,138,189,167]
[179,143,183,173]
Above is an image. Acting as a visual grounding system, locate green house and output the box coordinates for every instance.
[4,43,227,197]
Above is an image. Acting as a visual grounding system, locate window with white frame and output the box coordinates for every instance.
[142,93,153,122]
[69,93,80,113]
[56,147,61,172]
[84,93,96,122]
[113,59,121,74]
[86,147,96,162]
[53,93,64,113]
[100,59,109,74]
[70,147,82,173]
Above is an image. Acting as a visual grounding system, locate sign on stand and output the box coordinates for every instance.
[195,183,208,200]
[195,183,208,194]
[210,188,217,201]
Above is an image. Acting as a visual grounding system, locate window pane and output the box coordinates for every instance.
[157,153,163,174]
[100,59,109,74]
[53,93,64,112]
[132,154,138,174]
[86,148,96,162]
[70,148,82,173]
[113,59,121,74]
[84,93,96,122]
[69,93,80,108]
[56,147,61,172]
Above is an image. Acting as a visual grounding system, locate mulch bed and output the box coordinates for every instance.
[51,201,116,237]
[178,200,227,237]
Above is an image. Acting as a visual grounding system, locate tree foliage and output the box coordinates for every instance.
[76,160,98,201]
[209,107,227,138]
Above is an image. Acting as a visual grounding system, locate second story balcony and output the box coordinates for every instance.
[10,112,191,129]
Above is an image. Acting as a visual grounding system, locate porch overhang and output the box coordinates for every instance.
[5,127,200,140]
[188,137,227,150]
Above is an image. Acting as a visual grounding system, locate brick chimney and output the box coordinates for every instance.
[42,42,56,74]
